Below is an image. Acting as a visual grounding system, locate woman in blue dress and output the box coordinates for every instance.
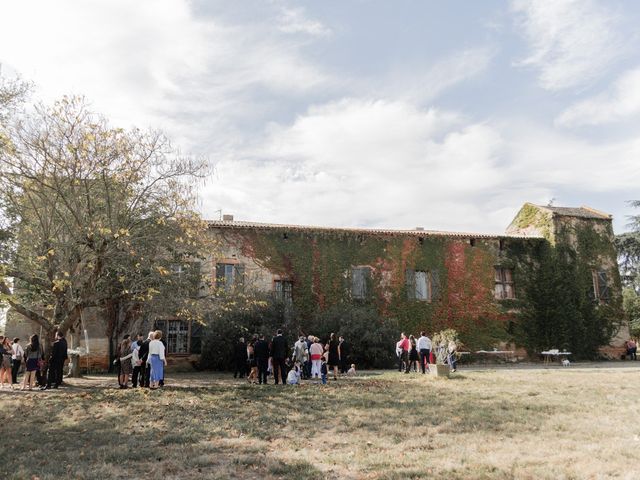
[147,330,166,389]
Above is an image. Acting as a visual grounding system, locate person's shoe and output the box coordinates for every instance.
[40,386,49,390]
[52,385,59,389]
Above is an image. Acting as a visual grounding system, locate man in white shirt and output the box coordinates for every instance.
[416,332,432,374]
[11,338,24,385]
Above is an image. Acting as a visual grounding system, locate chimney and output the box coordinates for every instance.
[222,214,234,222]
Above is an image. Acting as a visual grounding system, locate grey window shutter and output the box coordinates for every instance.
[406,269,415,300]
[430,270,440,301]
[234,264,246,288]
[216,263,225,283]
[598,271,610,301]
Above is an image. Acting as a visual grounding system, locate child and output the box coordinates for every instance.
[347,364,356,376]
[287,362,301,385]
[320,359,328,385]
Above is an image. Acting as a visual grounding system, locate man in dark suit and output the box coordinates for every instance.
[138,331,153,388]
[270,329,288,385]
[253,334,269,385]
[339,336,350,374]
[233,337,248,378]
[42,331,68,390]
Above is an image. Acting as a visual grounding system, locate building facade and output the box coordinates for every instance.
[3,202,626,370]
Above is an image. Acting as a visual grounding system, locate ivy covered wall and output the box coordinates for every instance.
[208,203,625,358]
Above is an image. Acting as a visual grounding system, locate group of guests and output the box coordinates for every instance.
[396,331,458,373]
[0,331,68,390]
[115,330,167,389]
[233,330,355,385]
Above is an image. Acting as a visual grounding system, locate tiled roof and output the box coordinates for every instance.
[534,204,612,220]
[207,220,541,239]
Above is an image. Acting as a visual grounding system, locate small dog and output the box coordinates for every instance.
[347,364,356,376]
[562,359,570,367]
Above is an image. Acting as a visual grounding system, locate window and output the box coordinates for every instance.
[406,269,440,301]
[215,263,245,291]
[592,270,610,303]
[494,267,515,299]
[274,279,293,304]
[153,319,189,354]
[351,267,371,299]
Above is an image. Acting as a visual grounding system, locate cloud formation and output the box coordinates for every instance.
[512,0,623,90]
[556,67,640,126]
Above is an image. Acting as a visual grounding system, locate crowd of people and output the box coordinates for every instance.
[233,329,355,385]
[395,331,458,373]
[115,330,167,389]
[0,331,68,390]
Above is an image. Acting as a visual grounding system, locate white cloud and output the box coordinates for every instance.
[0,0,330,152]
[276,6,332,36]
[204,98,640,233]
[511,0,623,90]
[387,47,495,103]
[556,67,640,126]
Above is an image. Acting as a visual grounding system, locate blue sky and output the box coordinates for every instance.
[2,0,640,234]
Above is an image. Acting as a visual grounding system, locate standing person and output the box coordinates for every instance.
[416,331,431,374]
[131,340,142,388]
[292,336,308,370]
[139,332,153,388]
[327,333,341,381]
[270,329,288,385]
[448,339,458,373]
[309,337,324,379]
[0,336,12,388]
[233,337,248,378]
[339,336,350,375]
[254,334,269,385]
[303,335,314,379]
[22,334,43,391]
[247,336,258,384]
[118,337,133,389]
[11,338,24,385]
[320,357,328,385]
[408,335,419,372]
[42,331,68,390]
[397,333,410,373]
[148,330,167,389]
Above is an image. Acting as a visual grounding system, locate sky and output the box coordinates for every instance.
[1,0,640,235]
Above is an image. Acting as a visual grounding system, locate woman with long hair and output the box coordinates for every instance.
[0,336,12,388]
[408,335,419,373]
[327,332,341,381]
[118,337,133,389]
[22,334,42,391]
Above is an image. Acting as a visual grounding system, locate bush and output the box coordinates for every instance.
[198,297,398,370]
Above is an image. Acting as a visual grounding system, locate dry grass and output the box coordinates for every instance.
[1,365,639,479]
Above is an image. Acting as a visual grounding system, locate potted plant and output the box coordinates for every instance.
[429,329,459,377]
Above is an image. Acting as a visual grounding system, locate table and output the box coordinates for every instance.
[541,350,572,365]
[475,350,515,363]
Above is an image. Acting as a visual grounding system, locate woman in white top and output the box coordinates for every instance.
[147,330,167,389]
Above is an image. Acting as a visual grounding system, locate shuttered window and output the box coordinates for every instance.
[592,270,610,303]
[494,267,515,299]
[274,280,293,304]
[215,263,245,291]
[405,269,440,302]
[352,267,371,299]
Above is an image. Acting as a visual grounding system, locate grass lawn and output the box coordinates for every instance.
[1,365,639,479]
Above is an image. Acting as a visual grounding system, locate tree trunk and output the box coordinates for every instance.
[68,353,82,378]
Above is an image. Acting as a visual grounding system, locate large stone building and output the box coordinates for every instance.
[3,202,626,370]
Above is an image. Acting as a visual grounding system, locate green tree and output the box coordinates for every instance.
[518,243,616,358]
[0,96,211,341]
